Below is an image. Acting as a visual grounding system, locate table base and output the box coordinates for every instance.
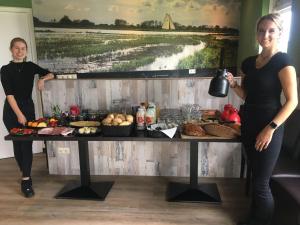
[166,182,221,203]
[55,181,114,201]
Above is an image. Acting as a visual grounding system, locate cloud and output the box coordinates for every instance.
[108,5,120,12]
[63,3,91,12]
[64,3,76,11]
[173,1,186,8]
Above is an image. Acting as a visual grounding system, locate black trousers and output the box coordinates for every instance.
[3,99,35,178]
[242,104,284,225]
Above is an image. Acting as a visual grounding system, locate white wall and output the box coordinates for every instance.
[0,7,42,159]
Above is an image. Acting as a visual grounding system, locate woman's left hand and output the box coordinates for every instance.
[37,78,45,91]
[255,126,275,151]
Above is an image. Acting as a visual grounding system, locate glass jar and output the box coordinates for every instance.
[145,105,156,126]
[136,106,146,130]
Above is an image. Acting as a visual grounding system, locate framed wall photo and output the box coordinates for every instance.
[32,0,241,78]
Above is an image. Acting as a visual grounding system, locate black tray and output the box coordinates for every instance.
[147,129,168,138]
[101,124,133,137]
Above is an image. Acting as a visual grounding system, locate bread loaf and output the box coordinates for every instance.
[203,123,238,138]
[183,123,206,137]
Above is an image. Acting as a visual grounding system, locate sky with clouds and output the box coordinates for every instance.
[32,0,241,28]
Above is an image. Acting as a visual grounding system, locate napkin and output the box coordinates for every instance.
[161,127,177,138]
[147,123,177,138]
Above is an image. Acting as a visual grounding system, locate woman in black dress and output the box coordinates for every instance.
[227,13,298,225]
[1,37,54,198]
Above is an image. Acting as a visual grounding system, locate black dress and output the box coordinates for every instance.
[0,61,49,177]
[241,52,291,224]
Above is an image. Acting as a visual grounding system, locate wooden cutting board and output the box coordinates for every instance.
[180,134,235,140]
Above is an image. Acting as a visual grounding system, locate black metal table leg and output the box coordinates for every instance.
[166,141,221,203]
[55,141,114,200]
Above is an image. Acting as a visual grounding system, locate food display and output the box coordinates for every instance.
[8,102,241,140]
[10,128,35,136]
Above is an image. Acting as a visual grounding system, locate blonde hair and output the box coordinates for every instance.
[256,13,283,32]
[10,37,28,50]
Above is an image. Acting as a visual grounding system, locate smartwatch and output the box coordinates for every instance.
[269,121,278,129]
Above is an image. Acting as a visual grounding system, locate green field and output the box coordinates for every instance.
[35,30,238,72]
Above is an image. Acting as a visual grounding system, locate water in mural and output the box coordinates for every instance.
[32,0,241,74]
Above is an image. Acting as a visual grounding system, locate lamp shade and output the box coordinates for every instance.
[208,69,229,97]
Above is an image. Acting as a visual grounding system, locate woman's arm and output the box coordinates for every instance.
[272,66,298,125]
[226,71,247,100]
[255,66,298,151]
[37,72,55,91]
[6,95,27,125]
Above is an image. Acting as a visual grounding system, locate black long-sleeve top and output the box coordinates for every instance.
[0,61,49,100]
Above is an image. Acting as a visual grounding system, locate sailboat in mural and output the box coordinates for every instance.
[162,13,175,30]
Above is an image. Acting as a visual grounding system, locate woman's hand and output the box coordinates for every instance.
[255,126,275,151]
[17,113,27,126]
[226,72,237,88]
[37,78,45,91]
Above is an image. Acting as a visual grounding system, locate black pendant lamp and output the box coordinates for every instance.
[208,48,229,97]
[208,69,229,97]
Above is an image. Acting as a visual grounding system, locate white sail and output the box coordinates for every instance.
[162,13,175,30]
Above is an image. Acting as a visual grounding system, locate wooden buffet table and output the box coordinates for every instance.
[4,131,240,203]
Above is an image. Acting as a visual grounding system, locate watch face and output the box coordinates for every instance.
[269,122,277,129]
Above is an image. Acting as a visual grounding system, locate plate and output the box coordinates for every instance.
[10,128,36,136]
[74,127,101,136]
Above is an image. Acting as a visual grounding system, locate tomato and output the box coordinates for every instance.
[10,128,21,134]
[23,129,33,135]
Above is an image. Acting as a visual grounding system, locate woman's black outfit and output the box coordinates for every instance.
[241,52,290,225]
[1,61,49,178]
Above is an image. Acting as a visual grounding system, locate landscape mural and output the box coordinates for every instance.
[32,0,241,75]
